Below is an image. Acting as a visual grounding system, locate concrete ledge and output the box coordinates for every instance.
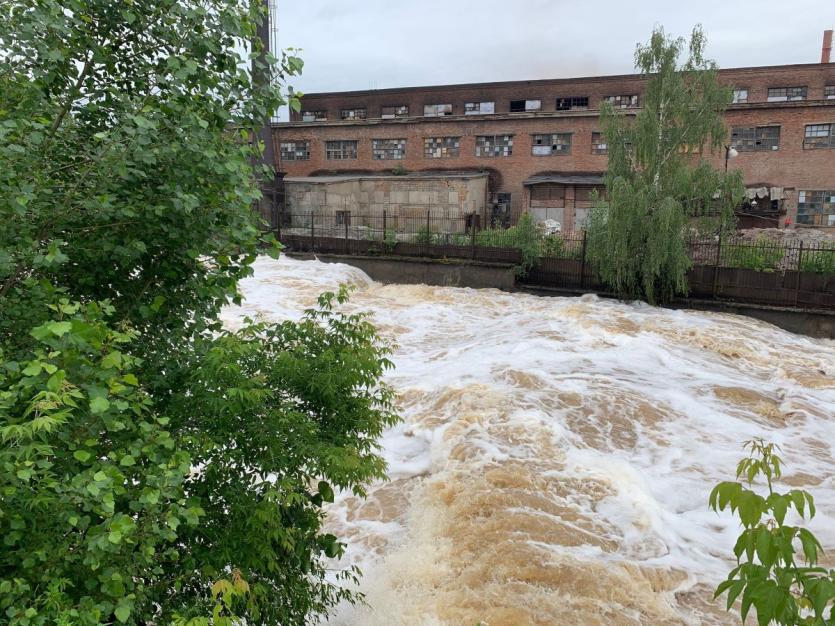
[286,252,835,339]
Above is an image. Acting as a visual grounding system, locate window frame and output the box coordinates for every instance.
[591,132,608,155]
[301,110,327,122]
[423,103,453,117]
[381,105,409,119]
[732,88,749,104]
[555,96,589,111]
[825,86,835,100]
[424,136,461,158]
[730,125,781,152]
[475,134,513,157]
[604,94,639,108]
[325,140,358,160]
[371,138,407,160]
[797,190,835,226]
[530,132,572,156]
[464,101,495,115]
[339,108,367,120]
[803,123,835,149]
[279,140,310,161]
[766,86,807,102]
[509,99,542,113]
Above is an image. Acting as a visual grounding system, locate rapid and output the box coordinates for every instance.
[221,256,835,626]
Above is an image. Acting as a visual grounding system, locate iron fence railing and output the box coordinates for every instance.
[274,211,835,310]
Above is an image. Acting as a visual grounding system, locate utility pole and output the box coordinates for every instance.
[252,0,278,229]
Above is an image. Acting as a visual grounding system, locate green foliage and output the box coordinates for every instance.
[414,227,440,245]
[383,228,398,253]
[799,250,835,275]
[722,237,785,272]
[710,440,835,625]
[476,213,542,276]
[586,25,744,304]
[1,1,397,624]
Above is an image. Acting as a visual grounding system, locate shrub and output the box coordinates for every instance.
[721,237,785,272]
[799,249,835,275]
[710,439,835,625]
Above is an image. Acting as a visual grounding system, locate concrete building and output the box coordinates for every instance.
[274,31,835,231]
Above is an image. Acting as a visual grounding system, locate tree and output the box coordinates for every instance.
[710,440,835,625]
[586,26,744,304]
[0,1,397,624]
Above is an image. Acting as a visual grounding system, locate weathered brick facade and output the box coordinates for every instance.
[274,62,835,229]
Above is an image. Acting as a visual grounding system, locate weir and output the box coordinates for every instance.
[287,252,835,339]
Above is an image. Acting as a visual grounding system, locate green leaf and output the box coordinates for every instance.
[73,450,91,463]
[47,321,72,336]
[90,397,110,414]
[120,455,136,467]
[318,481,335,503]
[114,602,131,623]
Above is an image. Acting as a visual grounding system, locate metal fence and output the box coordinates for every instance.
[275,211,835,310]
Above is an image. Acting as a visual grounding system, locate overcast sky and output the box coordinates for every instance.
[274,0,833,118]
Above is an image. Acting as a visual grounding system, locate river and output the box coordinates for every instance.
[222,256,835,626]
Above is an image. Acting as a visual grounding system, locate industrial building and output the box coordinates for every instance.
[274,31,835,231]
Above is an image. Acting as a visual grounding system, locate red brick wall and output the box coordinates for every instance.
[275,63,835,224]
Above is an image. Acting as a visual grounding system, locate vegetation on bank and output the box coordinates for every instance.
[0,1,397,624]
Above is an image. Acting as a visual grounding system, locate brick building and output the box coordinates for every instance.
[274,35,835,231]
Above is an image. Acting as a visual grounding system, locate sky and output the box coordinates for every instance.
[273,0,833,119]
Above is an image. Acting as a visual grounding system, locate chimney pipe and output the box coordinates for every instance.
[823,29,833,64]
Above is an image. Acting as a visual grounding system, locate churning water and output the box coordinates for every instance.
[222,256,835,626]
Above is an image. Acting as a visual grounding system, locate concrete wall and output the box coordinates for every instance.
[285,174,488,234]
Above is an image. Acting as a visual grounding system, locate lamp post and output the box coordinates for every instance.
[724,145,738,172]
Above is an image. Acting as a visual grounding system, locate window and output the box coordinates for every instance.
[302,110,327,122]
[424,103,453,117]
[381,105,409,118]
[604,95,639,108]
[325,140,357,160]
[475,134,513,157]
[767,87,807,102]
[464,101,495,115]
[555,96,589,110]
[797,190,835,226]
[531,133,572,156]
[510,99,541,112]
[731,126,780,151]
[424,136,460,158]
[825,86,835,100]
[335,211,351,226]
[732,89,748,104]
[804,124,835,149]
[530,184,565,205]
[591,132,607,154]
[372,138,406,160]
[340,108,366,120]
[279,141,310,161]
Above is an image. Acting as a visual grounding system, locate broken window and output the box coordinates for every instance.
[798,190,835,226]
[424,136,460,158]
[531,133,572,156]
[340,108,367,120]
[381,105,409,118]
[424,103,453,117]
[325,140,358,160]
[767,87,807,102]
[804,124,835,149]
[555,96,589,110]
[302,110,327,122]
[475,135,513,157]
[530,183,565,204]
[826,86,835,100]
[465,101,495,115]
[510,99,542,112]
[731,126,780,151]
[335,211,351,226]
[372,138,407,160]
[732,89,748,104]
[591,132,608,154]
[603,95,639,108]
[279,141,310,161]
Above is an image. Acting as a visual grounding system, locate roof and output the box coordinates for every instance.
[524,174,606,186]
[284,171,489,184]
[299,63,834,99]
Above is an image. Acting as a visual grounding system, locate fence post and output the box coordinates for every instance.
[344,214,349,255]
[426,209,431,251]
[579,230,588,289]
[712,230,722,298]
[383,209,387,248]
[470,214,476,259]
[795,240,803,307]
[310,211,315,253]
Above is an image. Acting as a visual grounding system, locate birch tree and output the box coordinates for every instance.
[587,26,744,304]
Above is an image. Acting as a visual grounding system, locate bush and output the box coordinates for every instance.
[476,213,542,275]
[799,249,835,275]
[721,237,785,272]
